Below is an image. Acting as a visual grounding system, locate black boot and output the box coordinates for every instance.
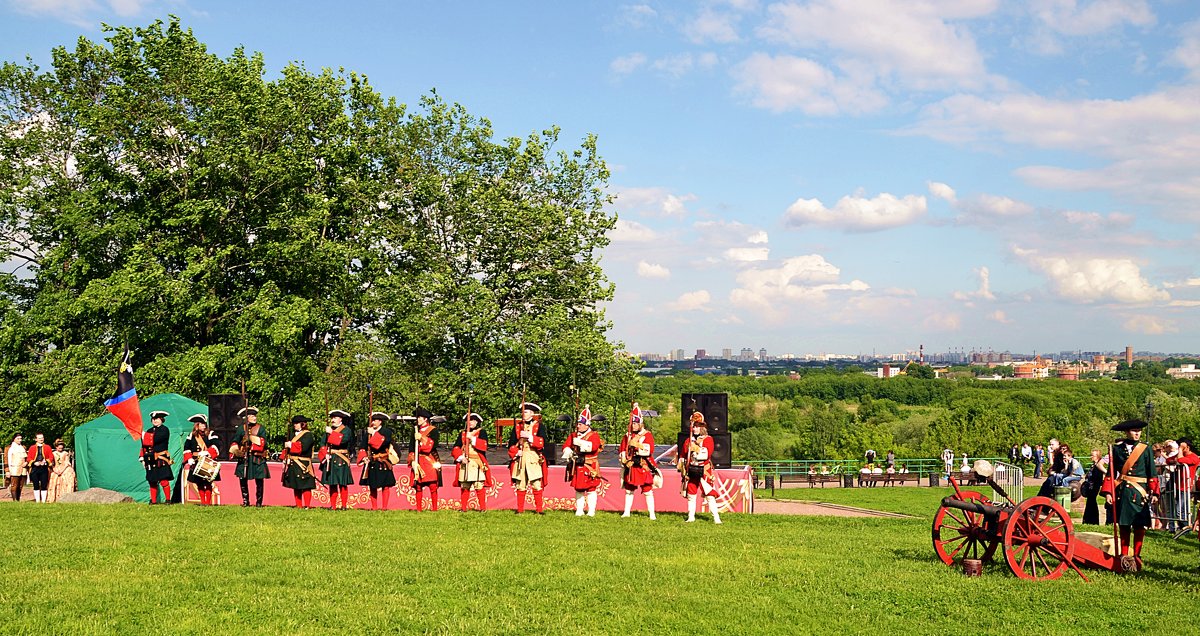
[240,479,250,507]
[255,479,264,507]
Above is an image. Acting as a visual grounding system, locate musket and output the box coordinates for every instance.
[459,392,476,499]
[511,382,528,480]
[1108,443,1121,562]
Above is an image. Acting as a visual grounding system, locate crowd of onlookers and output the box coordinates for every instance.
[4,433,77,503]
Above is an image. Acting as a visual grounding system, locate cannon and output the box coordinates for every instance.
[931,460,1133,581]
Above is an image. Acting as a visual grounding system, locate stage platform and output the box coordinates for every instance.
[186,461,754,513]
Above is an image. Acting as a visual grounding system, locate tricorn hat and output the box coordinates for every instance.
[1112,419,1147,432]
[149,410,170,420]
[237,406,258,417]
[188,414,208,424]
[328,409,351,420]
[414,406,433,420]
[464,412,483,424]
[520,402,541,413]
[370,411,389,423]
[690,411,706,424]
[291,415,312,424]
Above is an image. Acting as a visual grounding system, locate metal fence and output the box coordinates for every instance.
[1154,465,1195,535]
[742,457,1010,490]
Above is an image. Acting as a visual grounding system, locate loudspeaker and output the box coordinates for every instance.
[676,433,731,469]
[208,394,247,459]
[680,393,729,435]
[207,394,246,431]
[711,433,731,469]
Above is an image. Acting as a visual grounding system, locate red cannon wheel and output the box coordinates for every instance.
[932,491,999,566]
[1002,496,1075,581]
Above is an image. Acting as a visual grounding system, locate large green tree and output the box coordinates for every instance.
[0,19,630,442]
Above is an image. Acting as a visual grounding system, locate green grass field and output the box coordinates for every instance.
[2,491,1197,635]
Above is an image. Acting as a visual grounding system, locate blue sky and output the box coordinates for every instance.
[4,0,1199,357]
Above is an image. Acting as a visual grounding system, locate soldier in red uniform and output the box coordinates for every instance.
[563,405,605,517]
[357,412,397,510]
[281,415,317,509]
[319,409,355,510]
[508,402,548,514]
[679,412,722,524]
[620,403,658,519]
[408,407,442,511]
[452,413,491,511]
[26,433,53,503]
[141,410,173,504]
[182,414,221,505]
[230,406,269,507]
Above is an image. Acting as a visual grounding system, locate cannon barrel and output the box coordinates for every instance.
[941,496,1008,519]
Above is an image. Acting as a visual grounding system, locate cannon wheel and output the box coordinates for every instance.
[932,491,999,566]
[1002,496,1075,581]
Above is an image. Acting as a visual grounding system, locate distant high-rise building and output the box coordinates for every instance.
[759,347,768,362]
[739,347,754,361]
[695,349,706,360]
[722,348,733,360]
[672,348,686,361]
[1125,345,1133,367]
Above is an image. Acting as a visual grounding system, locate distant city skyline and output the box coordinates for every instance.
[2,3,1198,355]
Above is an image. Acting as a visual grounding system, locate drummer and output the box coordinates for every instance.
[183,414,221,505]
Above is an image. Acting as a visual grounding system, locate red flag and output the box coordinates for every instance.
[103,345,143,439]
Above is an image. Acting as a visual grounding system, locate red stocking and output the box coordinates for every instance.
[429,486,438,511]
[293,491,303,508]
[160,481,171,501]
[303,491,312,508]
[416,489,424,511]
[534,489,544,513]
[460,490,470,511]
[516,490,526,513]
[1133,528,1146,557]
[381,488,390,510]
[477,491,487,511]
[341,487,349,509]
[1119,527,1132,556]
[149,487,158,504]
[369,488,378,510]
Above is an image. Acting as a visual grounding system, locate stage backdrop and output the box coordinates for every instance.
[190,462,754,513]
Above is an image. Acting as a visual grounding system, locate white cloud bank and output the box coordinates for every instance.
[784,191,926,232]
[1014,247,1170,304]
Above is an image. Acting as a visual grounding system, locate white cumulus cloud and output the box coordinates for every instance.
[685,9,741,43]
[613,187,696,218]
[783,191,927,232]
[610,219,659,243]
[728,254,870,321]
[1122,314,1178,335]
[665,289,713,312]
[636,261,671,279]
[1031,0,1155,37]
[1014,247,1170,304]
[928,181,957,203]
[732,53,887,115]
[611,53,648,75]
[723,247,770,262]
[953,266,997,302]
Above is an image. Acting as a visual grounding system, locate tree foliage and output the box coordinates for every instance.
[0,19,632,443]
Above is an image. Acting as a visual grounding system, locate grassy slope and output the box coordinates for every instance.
[1,496,1197,635]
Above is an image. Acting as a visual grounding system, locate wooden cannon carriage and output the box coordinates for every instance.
[931,461,1133,581]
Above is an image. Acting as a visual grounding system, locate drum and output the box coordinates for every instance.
[192,455,220,482]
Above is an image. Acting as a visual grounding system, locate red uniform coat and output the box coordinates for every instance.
[27,443,53,465]
[566,429,604,491]
[620,430,657,491]
[410,423,440,486]
[682,435,716,496]
[451,430,491,487]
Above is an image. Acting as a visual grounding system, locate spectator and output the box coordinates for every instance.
[1033,445,1045,478]
[1059,445,1085,489]
[885,450,895,469]
[1009,444,1020,464]
[1048,438,1065,476]
[48,439,75,502]
[942,448,954,477]
[1021,443,1032,465]
[1176,438,1198,533]
[6,435,26,501]
[1081,449,1107,525]
[864,449,876,464]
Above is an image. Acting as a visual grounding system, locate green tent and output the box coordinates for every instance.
[75,393,205,502]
